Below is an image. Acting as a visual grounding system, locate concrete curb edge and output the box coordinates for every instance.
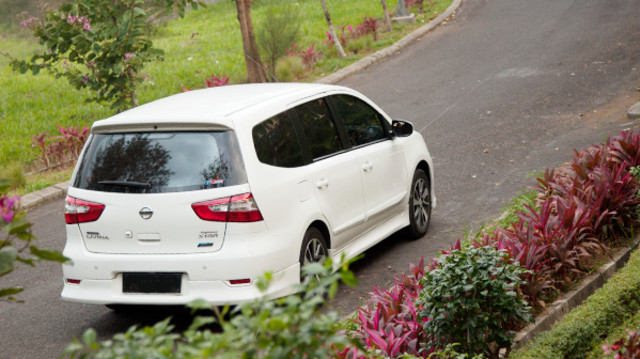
[512,236,640,350]
[315,0,463,85]
[21,181,69,211]
[628,101,640,120]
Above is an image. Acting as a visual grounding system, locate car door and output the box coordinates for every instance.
[329,94,408,225]
[293,97,366,250]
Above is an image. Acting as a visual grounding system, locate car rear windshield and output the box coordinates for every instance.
[73,131,247,193]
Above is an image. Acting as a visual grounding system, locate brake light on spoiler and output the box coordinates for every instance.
[192,193,263,222]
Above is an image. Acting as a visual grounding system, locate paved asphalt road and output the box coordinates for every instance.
[2,0,640,357]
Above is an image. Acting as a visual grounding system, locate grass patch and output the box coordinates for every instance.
[11,166,75,197]
[510,245,640,359]
[0,0,453,180]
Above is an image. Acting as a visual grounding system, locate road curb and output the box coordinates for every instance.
[628,101,640,120]
[21,181,69,211]
[512,236,640,350]
[316,0,463,85]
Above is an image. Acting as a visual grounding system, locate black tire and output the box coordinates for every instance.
[405,169,432,239]
[299,227,328,279]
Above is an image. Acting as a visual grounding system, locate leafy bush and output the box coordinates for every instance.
[276,56,306,82]
[417,246,533,359]
[12,0,200,110]
[0,178,67,301]
[0,162,26,189]
[63,257,360,358]
[346,36,373,55]
[256,1,301,81]
[510,247,640,359]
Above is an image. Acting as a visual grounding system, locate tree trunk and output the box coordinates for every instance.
[320,0,346,58]
[236,0,267,83]
[380,0,393,32]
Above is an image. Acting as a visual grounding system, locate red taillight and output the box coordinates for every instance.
[65,278,81,285]
[65,196,105,224]
[229,279,251,285]
[192,193,263,222]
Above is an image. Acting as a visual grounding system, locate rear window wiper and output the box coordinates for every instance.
[98,180,151,189]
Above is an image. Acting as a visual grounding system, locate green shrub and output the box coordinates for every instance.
[0,162,25,189]
[417,246,533,359]
[276,56,306,82]
[510,246,640,359]
[257,1,301,81]
[62,257,360,358]
[346,36,373,55]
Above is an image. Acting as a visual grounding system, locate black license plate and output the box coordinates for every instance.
[122,272,182,294]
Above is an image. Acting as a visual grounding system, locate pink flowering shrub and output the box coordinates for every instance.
[13,0,202,110]
[0,195,19,223]
[65,14,92,31]
[602,330,640,358]
[0,179,67,301]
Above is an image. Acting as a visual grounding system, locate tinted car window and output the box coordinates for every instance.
[252,111,304,168]
[74,131,247,193]
[332,95,386,146]
[296,98,343,159]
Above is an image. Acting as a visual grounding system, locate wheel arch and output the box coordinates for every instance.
[416,160,431,181]
[308,220,331,249]
[415,159,435,209]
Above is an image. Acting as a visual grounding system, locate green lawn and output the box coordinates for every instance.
[0,0,452,171]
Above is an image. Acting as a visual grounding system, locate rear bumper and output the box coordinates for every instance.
[61,263,300,306]
[61,226,301,306]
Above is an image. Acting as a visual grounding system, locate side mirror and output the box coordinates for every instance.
[391,120,414,138]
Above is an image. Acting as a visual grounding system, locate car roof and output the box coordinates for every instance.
[91,83,346,133]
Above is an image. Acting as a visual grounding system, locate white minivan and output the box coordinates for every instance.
[61,83,435,307]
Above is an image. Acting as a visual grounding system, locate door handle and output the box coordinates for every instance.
[316,178,329,190]
[362,161,373,173]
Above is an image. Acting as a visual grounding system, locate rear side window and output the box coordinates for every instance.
[74,131,247,193]
[252,111,305,168]
[332,95,386,146]
[295,98,343,159]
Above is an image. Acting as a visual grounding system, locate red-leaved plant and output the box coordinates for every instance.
[339,130,640,358]
[338,257,433,358]
[287,43,321,68]
[31,125,89,170]
[182,73,230,92]
[357,16,379,41]
[602,329,640,358]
